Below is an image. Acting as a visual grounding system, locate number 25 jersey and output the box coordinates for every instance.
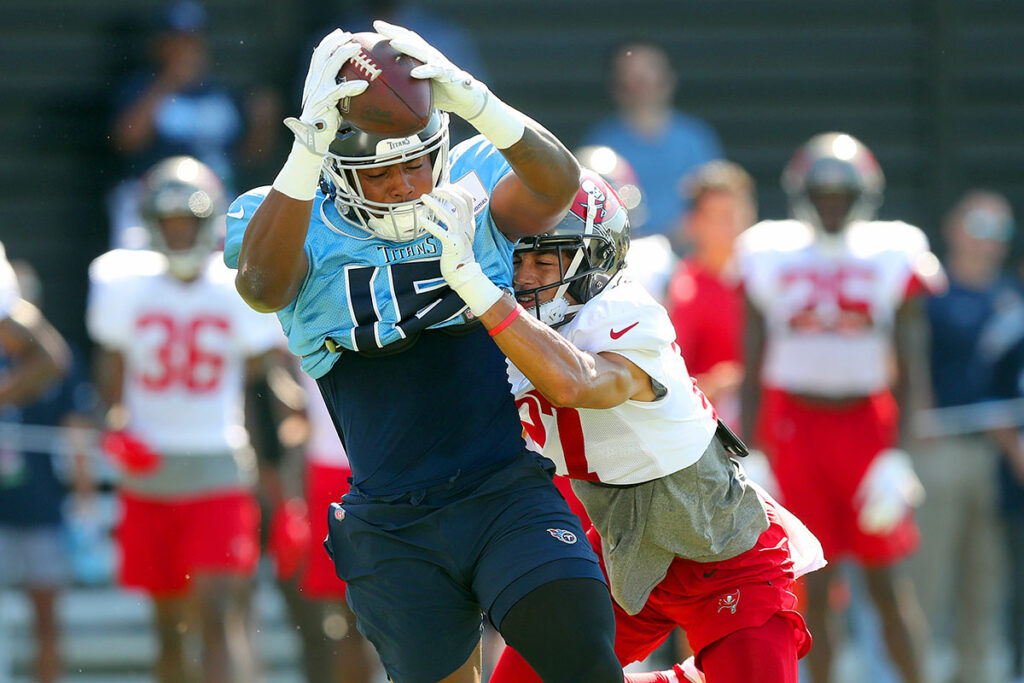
[736,219,946,397]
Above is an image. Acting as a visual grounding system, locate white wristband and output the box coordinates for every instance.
[272,142,324,201]
[451,263,503,317]
[465,90,525,150]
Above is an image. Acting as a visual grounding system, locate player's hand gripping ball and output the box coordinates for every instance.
[337,32,434,137]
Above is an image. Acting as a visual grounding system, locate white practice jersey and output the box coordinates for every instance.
[86,250,283,455]
[736,219,945,396]
[299,371,349,468]
[509,279,718,485]
[0,241,19,320]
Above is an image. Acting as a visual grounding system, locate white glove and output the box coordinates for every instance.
[418,186,503,316]
[274,30,368,200]
[286,30,368,155]
[854,448,925,535]
[374,20,525,149]
[677,657,706,683]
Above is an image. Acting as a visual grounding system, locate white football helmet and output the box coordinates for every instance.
[320,110,450,242]
[138,156,225,280]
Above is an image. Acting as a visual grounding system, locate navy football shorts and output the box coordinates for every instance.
[325,450,604,683]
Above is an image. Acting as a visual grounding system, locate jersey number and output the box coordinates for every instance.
[135,314,229,392]
[515,389,598,481]
[345,259,468,351]
[781,267,876,333]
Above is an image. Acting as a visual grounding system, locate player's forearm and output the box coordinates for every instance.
[0,362,56,407]
[0,349,65,406]
[893,300,930,446]
[111,81,176,153]
[236,191,312,312]
[491,123,580,238]
[479,296,630,409]
[739,370,762,446]
[0,307,69,406]
[739,299,766,444]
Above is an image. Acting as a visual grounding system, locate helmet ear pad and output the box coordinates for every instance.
[568,272,611,304]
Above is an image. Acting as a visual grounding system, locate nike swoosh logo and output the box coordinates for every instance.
[609,322,640,339]
[227,206,244,219]
[703,569,717,578]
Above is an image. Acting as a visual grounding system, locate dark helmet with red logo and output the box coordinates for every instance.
[514,169,630,326]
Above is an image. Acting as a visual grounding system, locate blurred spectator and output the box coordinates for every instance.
[108,0,279,249]
[665,160,756,430]
[582,41,722,245]
[86,157,283,681]
[911,190,1018,683]
[985,213,1024,683]
[737,133,941,683]
[9,260,109,586]
[0,247,73,683]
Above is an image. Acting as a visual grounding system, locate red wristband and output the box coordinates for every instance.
[488,304,522,337]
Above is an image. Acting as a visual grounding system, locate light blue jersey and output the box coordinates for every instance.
[224,136,515,378]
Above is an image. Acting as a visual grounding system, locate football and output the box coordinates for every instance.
[337,32,434,137]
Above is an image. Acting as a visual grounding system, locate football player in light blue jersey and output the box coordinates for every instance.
[224,24,622,683]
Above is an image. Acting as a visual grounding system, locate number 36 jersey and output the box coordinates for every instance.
[508,279,719,486]
[86,250,283,455]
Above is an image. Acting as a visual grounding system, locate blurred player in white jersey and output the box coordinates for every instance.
[86,156,283,682]
[422,171,824,683]
[737,133,944,683]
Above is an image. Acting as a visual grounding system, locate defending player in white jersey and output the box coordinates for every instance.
[421,171,824,683]
[86,156,283,682]
[737,133,944,683]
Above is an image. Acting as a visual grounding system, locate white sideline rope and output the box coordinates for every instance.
[912,397,1024,437]
[5,396,1024,458]
[0,421,100,457]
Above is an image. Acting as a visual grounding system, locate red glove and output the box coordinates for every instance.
[269,498,313,581]
[99,430,161,475]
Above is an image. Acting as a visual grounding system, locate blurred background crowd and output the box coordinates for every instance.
[0,0,1022,681]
